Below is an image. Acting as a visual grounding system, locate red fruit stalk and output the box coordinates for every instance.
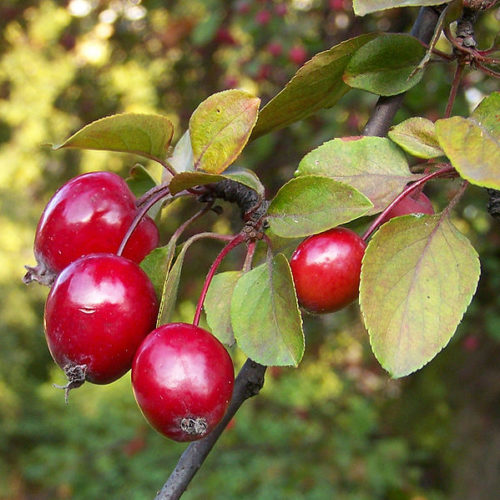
[377,191,434,226]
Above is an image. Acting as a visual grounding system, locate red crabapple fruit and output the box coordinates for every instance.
[378,191,434,226]
[290,227,366,314]
[25,171,158,285]
[132,323,234,442]
[44,253,158,399]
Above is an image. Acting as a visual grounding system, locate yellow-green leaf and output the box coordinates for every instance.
[205,271,242,346]
[436,116,500,189]
[268,175,373,238]
[360,214,480,378]
[296,136,418,213]
[388,117,444,159]
[231,254,304,366]
[190,90,260,174]
[54,113,174,165]
[353,0,451,16]
[251,34,377,140]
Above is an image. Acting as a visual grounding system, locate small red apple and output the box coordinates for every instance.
[379,191,434,226]
[290,228,366,314]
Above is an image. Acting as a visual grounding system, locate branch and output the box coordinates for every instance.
[155,359,267,500]
[362,6,444,137]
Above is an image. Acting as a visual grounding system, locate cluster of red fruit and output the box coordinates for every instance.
[26,171,234,442]
[26,169,433,438]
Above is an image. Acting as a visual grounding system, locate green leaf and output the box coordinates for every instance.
[470,91,500,141]
[360,214,480,378]
[296,136,417,213]
[126,164,158,198]
[168,130,194,173]
[189,90,260,174]
[155,233,211,326]
[388,118,444,159]
[140,243,176,300]
[54,113,174,165]
[169,171,225,195]
[231,254,304,366]
[344,34,426,96]
[435,116,500,189]
[353,0,451,16]
[224,167,266,197]
[169,166,265,196]
[205,271,242,346]
[267,175,373,238]
[156,241,189,327]
[251,34,377,140]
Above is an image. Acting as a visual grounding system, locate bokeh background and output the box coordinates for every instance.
[1,1,499,499]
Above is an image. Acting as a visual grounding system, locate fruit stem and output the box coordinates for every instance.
[444,61,465,118]
[136,184,171,208]
[193,233,245,327]
[362,165,457,241]
[170,203,215,244]
[117,188,172,257]
[242,241,256,272]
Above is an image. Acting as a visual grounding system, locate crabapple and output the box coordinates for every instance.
[378,191,434,226]
[288,45,308,65]
[44,253,158,397]
[132,323,234,442]
[26,171,159,285]
[267,41,283,57]
[255,10,271,25]
[290,227,366,314]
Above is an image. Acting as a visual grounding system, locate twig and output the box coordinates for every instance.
[154,359,267,500]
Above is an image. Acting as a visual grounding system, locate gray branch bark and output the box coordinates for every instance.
[155,359,266,500]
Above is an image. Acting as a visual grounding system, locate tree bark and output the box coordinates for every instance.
[155,359,266,500]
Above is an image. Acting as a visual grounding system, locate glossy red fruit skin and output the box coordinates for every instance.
[132,323,234,442]
[44,253,158,384]
[123,214,160,264]
[290,227,366,314]
[378,191,434,226]
[34,171,158,275]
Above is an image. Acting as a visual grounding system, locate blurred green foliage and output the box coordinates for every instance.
[1,1,499,499]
